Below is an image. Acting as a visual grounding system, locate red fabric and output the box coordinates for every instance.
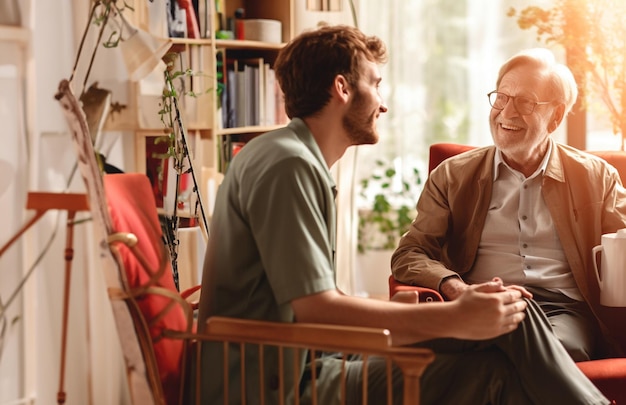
[577,359,626,404]
[105,173,187,405]
[427,143,474,173]
[388,276,443,302]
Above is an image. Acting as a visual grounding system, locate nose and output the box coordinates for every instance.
[501,97,519,117]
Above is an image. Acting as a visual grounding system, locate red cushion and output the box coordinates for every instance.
[577,358,626,404]
[428,143,474,173]
[104,173,187,405]
[388,275,444,302]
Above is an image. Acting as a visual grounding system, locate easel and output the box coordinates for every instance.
[0,192,90,404]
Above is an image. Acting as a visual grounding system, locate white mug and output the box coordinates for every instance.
[593,229,626,307]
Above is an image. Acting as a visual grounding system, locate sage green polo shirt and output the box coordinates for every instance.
[198,118,338,404]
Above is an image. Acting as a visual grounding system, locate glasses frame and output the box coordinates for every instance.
[487,91,553,115]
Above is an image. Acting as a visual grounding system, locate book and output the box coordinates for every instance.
[196,0,211,38]
[235,63,247,127]
[225,66,237,128]
[263,63,275,126]
[224,57,286,128]
[177,0,200,38]
[244,64,254,125]
[243,59,261,126]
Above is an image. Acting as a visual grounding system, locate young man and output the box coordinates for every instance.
[392,48,626,364]
[197,27,609,404]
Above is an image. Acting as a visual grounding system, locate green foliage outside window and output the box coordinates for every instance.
[357,159,422,253]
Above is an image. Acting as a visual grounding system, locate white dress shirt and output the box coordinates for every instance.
[465,142,583,300]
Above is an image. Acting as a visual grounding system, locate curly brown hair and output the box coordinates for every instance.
[274,25,387,119]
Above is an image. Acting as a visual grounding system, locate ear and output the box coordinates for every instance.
[549,103,566,133]
[334,74,351,103]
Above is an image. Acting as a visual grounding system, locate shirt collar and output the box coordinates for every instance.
[493,138,553,181]
[287,117,337,195]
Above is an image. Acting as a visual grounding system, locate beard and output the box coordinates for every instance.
[343,89,379,145]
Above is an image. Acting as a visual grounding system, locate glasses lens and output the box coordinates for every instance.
[489,92,508,109]
[513,96,535,115]
[489,92,537,115]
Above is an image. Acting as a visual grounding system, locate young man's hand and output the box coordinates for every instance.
[449,279,529,340]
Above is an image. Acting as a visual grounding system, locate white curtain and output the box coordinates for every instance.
[343,0,558,294]
[0,41,29,405]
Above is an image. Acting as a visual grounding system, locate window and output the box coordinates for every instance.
[353,0,562,188]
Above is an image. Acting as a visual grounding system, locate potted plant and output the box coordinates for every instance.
[357,159,422,252]
[355,158,422,297]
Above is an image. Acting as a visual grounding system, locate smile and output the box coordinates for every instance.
[500,123,523,131]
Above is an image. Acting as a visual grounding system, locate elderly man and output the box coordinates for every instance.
[392,47,626,363]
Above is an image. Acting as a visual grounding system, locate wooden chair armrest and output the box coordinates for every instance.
[198,316,435,405]
[180,285,201,311]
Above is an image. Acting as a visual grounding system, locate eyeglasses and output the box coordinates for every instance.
[487,91,553,115]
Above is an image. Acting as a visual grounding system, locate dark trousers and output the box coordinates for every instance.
[526,286,599,361]
[341,299,608,405]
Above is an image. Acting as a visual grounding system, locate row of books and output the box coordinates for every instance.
[218,133,258,173]
[167,0,212,39]
[220,57,289,129]
[167,0,247,40]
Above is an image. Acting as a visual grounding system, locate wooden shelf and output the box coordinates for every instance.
[216,125,283,136]
[215,39,285,51]
[0,25,29,44]
[168,38,284,53]
[170,37,212,46]
[135,128,213,138]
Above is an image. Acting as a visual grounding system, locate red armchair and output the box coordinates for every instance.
[389,142,626,404]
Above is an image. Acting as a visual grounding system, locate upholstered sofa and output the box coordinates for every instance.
[388,142,626,404]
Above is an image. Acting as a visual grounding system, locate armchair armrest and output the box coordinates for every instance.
[388,275,444,302]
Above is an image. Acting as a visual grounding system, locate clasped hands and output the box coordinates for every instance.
[392,277,533,340]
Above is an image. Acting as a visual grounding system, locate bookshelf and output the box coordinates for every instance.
[106,0,296,217]
[211,0,293,172]
[116,0,354,208]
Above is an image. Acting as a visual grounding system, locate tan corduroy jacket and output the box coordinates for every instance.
[391,141,626,324]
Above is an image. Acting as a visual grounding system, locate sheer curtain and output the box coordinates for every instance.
[340,0,557,294]
[356,0,555,166]
[0,41,29,405]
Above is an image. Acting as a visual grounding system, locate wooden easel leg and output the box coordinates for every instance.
[57,210,77,405]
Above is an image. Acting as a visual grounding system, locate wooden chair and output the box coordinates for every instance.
[103,172,435,404]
